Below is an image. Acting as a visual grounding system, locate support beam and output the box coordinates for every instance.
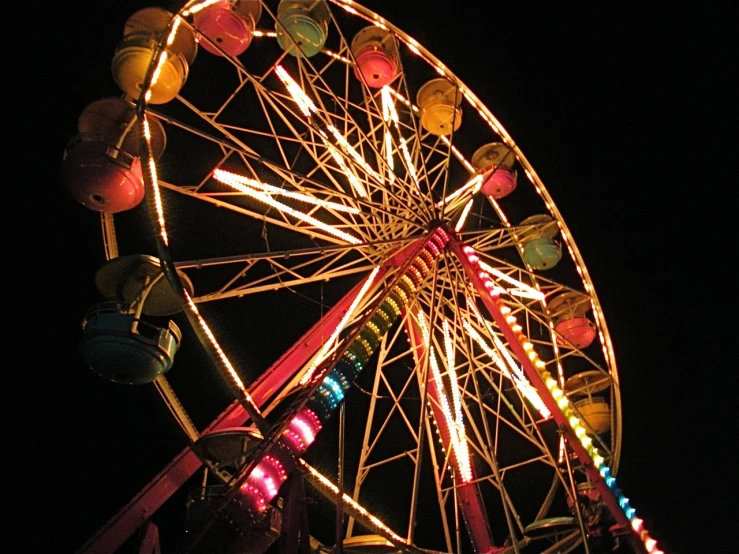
[448,237,647,554]
[405,314,498,554]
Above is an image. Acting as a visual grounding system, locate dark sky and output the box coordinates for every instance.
[21,1,733,553]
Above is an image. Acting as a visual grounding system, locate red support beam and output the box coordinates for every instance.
[448,236,648,554]
[76,270,388,554]
[405,314,498,553]
[76,238,437,554]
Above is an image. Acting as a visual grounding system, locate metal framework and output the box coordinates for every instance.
[65,1,664,553]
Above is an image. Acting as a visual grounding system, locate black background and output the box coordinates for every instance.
[14,1,734,553]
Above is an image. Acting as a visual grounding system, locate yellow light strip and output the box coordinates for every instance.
[326,124,383,184]
[213,169,360,213]
[442,319,462,424]
[418,311,472,482]
[477,261,545,301]
[454,198,474,232]
[214,171,362,244]
[142,116,168,245]
[382,86,419,190]
[323,48,353,65]
[299,266,381,385]
[182,0,220,16]
[384,127,395,184]
[184,292,256,400]
[463,317,551,419]
[429,347,472,482]
[319,135,369,198]
[440,135,475,173]
[299,459,407,543]
[437,174,482,207]
[275,65,316,117]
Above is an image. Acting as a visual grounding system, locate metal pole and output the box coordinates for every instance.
[336,401,346,554]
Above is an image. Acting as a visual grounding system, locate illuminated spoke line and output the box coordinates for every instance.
[418,311,473,483]
[249,81,376,204]
[300,460,407,545]
[169,84,369,210]
[213,171,362,244]
[159,177,375,249]
[213,169,360,214]
[414,265,552,448]
[381,86,419,190]
[462,317,551,420]
[299,266,381,385]
[274,68,436,230]
[302,79,425,223]
[290,137,429,241]
[477,260,545,301]
[150,93,365,209]
[276,65,384,195]
[254,87,366,202]
[466,296,536,387]
[300,130,421,229]
[266,73,423,226]
[432,260,556,452]
[319,136,369,198]
[288,43,399,185]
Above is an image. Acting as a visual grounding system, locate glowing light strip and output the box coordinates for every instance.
[326,124,383,184]
[442,320,472,480]
[465,294,549,417]
[182,0,220,16]
[184,292,254,399]
[442,320,462,425]
[275,64,316,117]
[299,266,381,385]
[429,347,472,482]
[382,86,419,189]
[213,169,360,213]
[477,260,545,301]
[384,127,395,184]
[214,171,362,244]
[454,198,474,232]
[437,174,482,207]
[276,65,378,195]
[418,311,472,482]
[398,138,419,187]
[461,241,664,553]
[462,317,550,419]
[323,49,353,64]
[142,116,168,245]
[300,459,407,543]
[317,135,368,198]
[441,135,475,172]
[384,88,417,113]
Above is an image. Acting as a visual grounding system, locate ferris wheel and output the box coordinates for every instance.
[63,1,664,553]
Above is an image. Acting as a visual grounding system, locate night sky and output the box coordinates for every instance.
[20,1,733,553]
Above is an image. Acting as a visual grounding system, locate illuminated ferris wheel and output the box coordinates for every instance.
[63,1,664,553]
